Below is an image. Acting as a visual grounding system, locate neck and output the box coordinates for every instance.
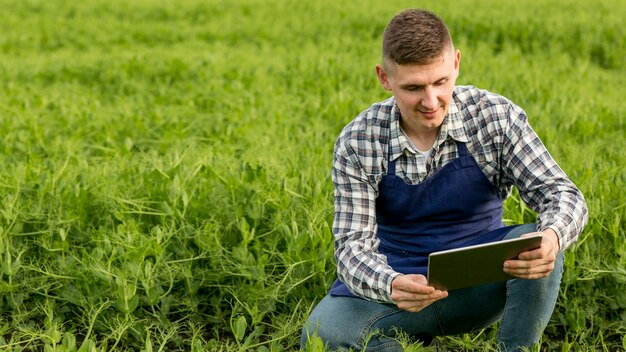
[400,121,439,152]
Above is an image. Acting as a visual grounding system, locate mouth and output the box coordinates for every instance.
[418,108,440,118]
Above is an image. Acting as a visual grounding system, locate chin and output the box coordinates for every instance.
[421,116,445,126]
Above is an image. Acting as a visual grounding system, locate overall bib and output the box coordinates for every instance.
[330,141,513,296]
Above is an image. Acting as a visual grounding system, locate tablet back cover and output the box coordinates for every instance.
[427,235,543,291]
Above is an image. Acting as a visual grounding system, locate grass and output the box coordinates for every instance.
[0,0,624,350]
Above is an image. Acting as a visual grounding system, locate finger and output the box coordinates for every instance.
[504,255,555,270]
[516,247,542,260]
[517,242,558,260]
[392,286,448,301]
[393,280,435,295]
[518,232,558,261]
[518,247,556,261]
[503,261,555,278]
[519,232,541,238]
[504,265,552,277]
[505,255,556,269]
[504,258,554,272]
[392,289,446,302]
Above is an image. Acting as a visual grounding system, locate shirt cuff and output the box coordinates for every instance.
[382,271,403,303]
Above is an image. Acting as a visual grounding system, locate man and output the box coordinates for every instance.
[301,8,588,352]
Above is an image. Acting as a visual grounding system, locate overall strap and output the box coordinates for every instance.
[457,141,468,157]
[386,140,396,175]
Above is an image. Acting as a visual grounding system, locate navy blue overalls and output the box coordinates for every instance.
[330,141,513,296]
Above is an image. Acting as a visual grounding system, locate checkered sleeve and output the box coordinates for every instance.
[331,136,401,303]
[501,104,589,251]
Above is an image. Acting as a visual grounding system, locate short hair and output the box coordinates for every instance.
[382,9,453,68]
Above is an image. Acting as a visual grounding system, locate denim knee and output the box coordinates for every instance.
[497,251,564,350]
[301,295,405,352]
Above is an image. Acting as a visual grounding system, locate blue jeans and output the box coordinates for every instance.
[301,224,565,351]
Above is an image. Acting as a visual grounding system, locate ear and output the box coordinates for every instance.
[454,49,461,75]
[376,64,392,91]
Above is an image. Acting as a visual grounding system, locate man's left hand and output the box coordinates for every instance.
[503,229,560,279]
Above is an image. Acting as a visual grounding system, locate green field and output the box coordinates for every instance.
[0,0,624,350]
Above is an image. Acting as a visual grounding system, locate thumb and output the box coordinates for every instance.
[520,232,541,238]
[405,274,429,285]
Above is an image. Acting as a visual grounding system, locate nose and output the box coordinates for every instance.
[421,87,438,110]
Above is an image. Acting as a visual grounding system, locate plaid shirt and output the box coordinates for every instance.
[332,85,589,302]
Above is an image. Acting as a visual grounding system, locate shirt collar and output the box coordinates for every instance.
[439,96,469,145]
[388,104,409,161]
[388,95,469,161]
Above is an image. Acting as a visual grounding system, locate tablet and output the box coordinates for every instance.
[427,234,543,291]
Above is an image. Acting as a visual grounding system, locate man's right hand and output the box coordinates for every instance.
[391,274,448,312]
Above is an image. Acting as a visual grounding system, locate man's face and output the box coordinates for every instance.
[376,49,461,136]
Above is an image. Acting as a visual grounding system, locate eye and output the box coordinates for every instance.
[404,86,423,92]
